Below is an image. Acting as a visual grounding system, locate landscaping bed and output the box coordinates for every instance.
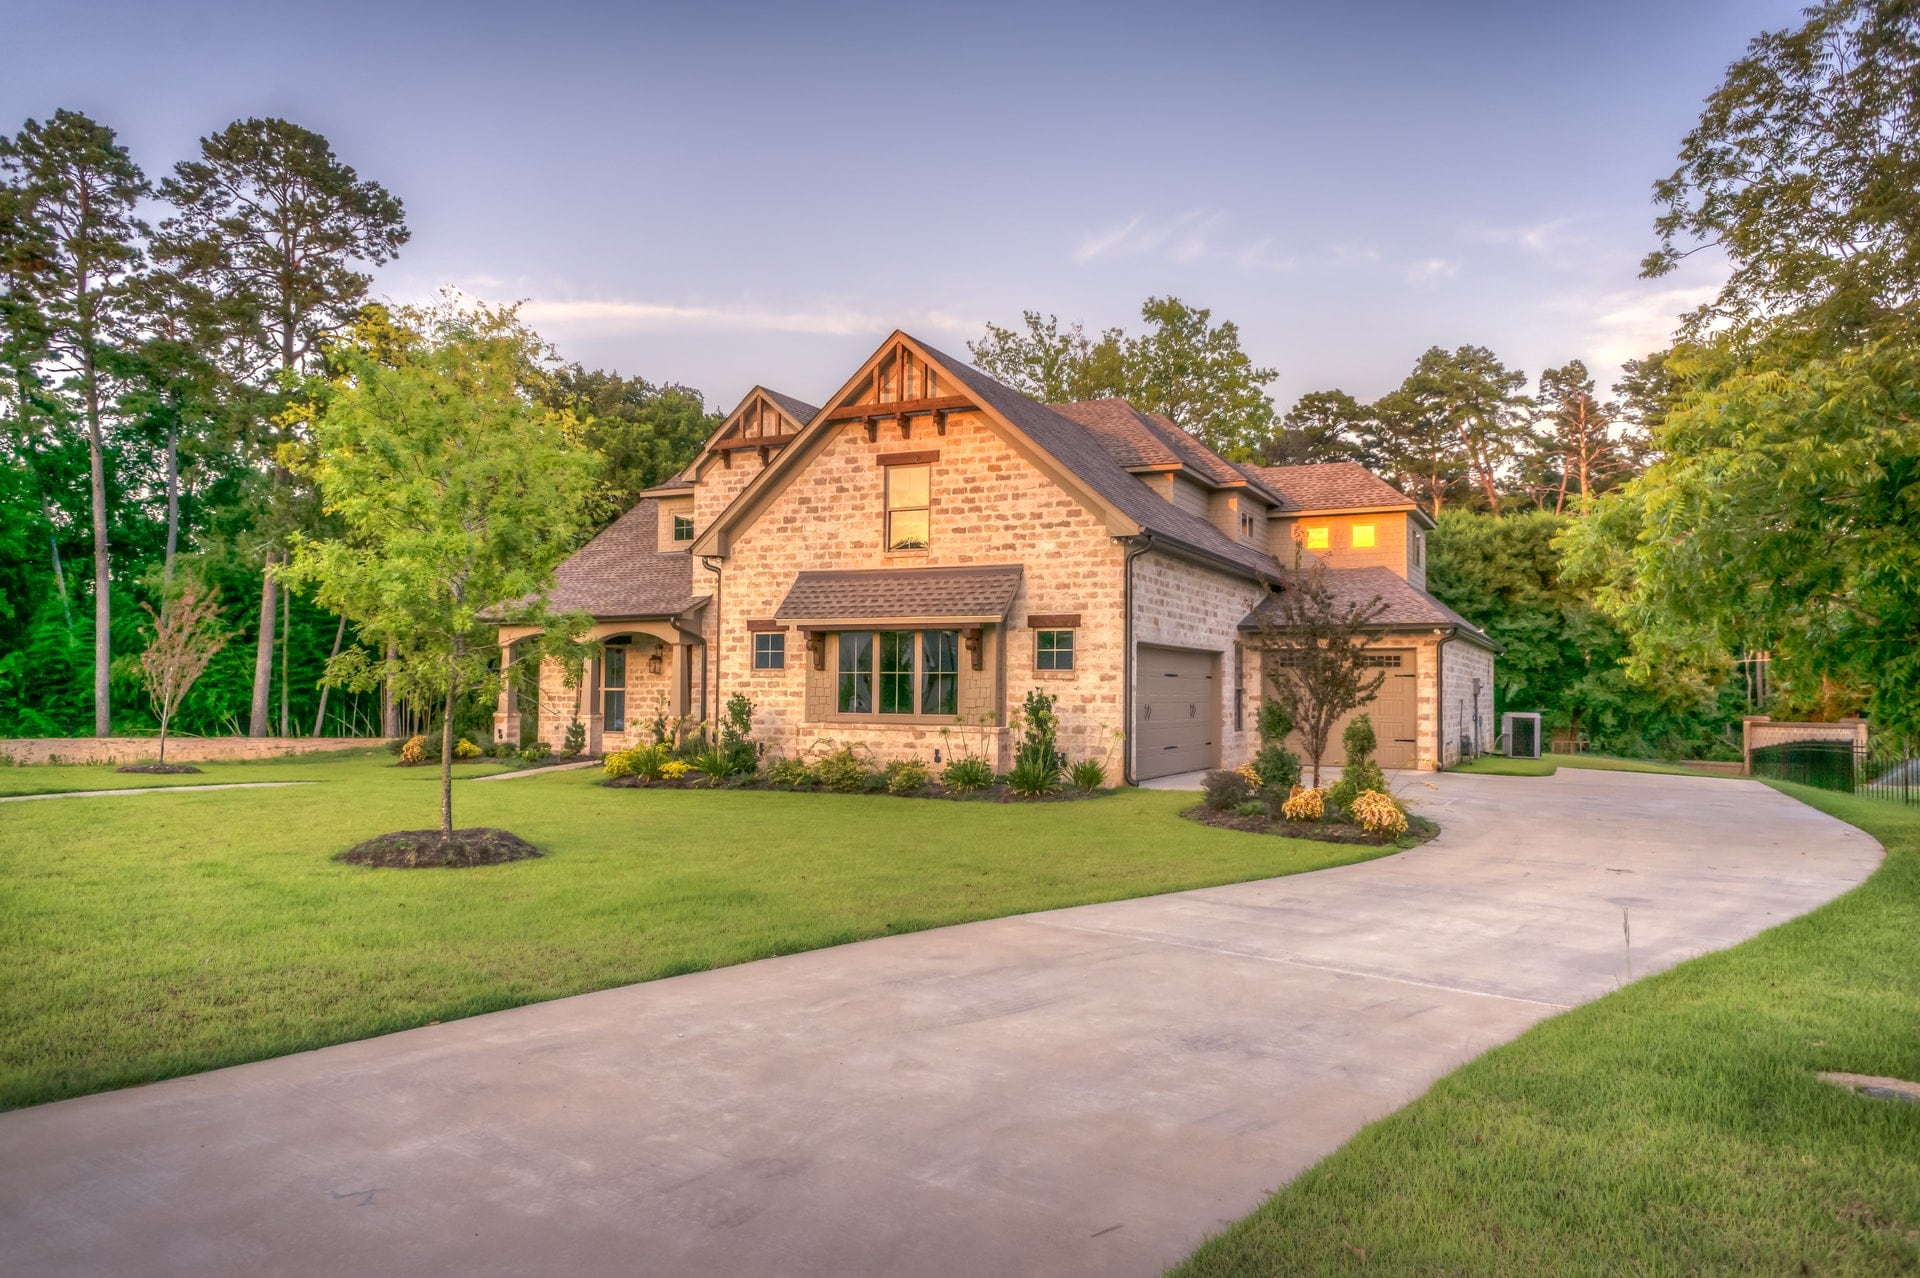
[1186,803,1440,847]
[335,827,543,869]
[604,774,1104,803]
[114,762,203,775]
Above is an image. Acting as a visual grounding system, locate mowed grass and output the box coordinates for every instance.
[1450,752,1728,778]
[0,755,1386,1111]
[1174,784,1920,1277]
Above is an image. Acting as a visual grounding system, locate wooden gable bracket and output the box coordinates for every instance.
[934,410,948,436]
[900,417,911,440]
[963,627,985,671]
[864,420,879,444]
[808,632,827,670]
[758,445,770,465]
[721,450,732,470]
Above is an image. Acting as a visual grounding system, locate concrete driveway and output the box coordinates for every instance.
[0,771,1881,1277]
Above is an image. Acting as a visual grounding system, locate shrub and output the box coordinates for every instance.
[720,692,759,773]
[1233,799,1269,818]
[1250,744,1302,794]
[765,756,816,789]
[1008,753,1063,797]
[1328,713,1389,814]
[691,746,750,784]
[1013,689,1064,776]
[941,755,994,793]
[562,718,586,757]
[603,749,638,779]
[660,759,693,781]
[886,759,931,795]
[816,746,870,793]
[623,743,670,780]
[1202,769,1253,810]
[454,737,482,759]
[1281,785,1326,822]
[1349,788,1407,837]
[1256,699,1294,746]
[1068,759,1107,792]
[519,741,553,764]
[398,734,430,765]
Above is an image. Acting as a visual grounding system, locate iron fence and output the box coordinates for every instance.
[1749,739,1920,806]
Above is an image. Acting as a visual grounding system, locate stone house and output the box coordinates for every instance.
[494,332,1497,779]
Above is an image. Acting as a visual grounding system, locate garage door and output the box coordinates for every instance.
[1279,649,1418,772]
[1136,646,1219,780]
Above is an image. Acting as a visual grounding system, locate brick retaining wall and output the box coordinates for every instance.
[0,737,390,766]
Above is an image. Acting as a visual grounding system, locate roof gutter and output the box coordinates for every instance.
[1121,532,1155,786]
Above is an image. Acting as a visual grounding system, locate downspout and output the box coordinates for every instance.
[1434,628,1447,770]
[699,555,723,735]
[1121,532,1155,786]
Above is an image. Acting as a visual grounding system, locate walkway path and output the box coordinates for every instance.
[0,771,1881,1277]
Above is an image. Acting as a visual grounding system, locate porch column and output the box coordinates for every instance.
[582,657,604,755]
[493,639,520,746]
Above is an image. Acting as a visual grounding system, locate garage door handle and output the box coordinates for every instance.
[1143,706,1151,720]
[1188,704,1196,718]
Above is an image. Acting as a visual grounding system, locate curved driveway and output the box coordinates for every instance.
[0,771,1881,1277]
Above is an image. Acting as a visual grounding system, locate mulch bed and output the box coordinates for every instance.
[604,776,1102,803]
[335,827,544,869]
[1184,804,1441,848]
[115,763,203,775]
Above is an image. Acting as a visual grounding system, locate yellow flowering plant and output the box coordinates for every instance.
[1350,789,1407,836]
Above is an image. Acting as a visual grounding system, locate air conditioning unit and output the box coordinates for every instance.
[1503,712,1542,759]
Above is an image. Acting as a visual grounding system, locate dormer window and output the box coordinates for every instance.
[885,464,930,552]
[672,514,694,542]
[1303,526,1330,550]
[1351,524,1376,548]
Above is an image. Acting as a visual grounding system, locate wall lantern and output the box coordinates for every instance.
[648,643,666,676]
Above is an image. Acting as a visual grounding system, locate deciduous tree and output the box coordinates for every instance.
[1261,389,1378,467]
[284,300,597,840]
[137,578,227,765]
[1253,547,1388,787]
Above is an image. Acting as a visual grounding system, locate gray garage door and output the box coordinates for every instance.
[1282,649,1418,772]
[1136,646,1219,780]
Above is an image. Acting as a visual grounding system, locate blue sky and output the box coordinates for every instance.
[8,0,1799,415]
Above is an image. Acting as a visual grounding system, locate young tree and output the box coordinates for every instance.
[1253,547,1389,787]
[1645,0,1920,342]
[1,111,149,735]
[156,117,409,738]
[284,300,596,841]
[137,579,228,766]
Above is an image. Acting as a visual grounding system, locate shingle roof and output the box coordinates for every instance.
[914,342,1284,580]
[1237,461,1417,513]
[1238,566,1498,650]
[762,388,821,426]
[540,498,704,618]
[775,565,1024,622]
[1049,399,1182,469]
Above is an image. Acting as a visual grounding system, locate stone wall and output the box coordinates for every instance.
[1133,551,1267,774]
[1440,639,1497,765]
[715,408,1128,771]
[0,736,388,766]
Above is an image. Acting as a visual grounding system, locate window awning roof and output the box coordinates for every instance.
[774,565,1023,627]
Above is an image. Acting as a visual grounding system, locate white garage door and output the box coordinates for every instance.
[1136,646,1219,780]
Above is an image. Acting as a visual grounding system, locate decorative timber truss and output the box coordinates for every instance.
[822,340,976,443]
[699,386,815,471]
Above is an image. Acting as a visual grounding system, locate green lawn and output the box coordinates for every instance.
[0,754,1386,1111]
[0,747,514,797]
[1174,784,1920,1276]
[1448,751,1729,778]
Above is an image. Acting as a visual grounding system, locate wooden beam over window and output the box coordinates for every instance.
[876,450,940,467]
[1026,613,1081,629]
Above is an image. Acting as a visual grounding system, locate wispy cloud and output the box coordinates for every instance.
[1575,283,1719,364]
[1234,237,1298,273]
[1406,256,1460,284]
[1072,210,1222,265]
[505,296,980,339]
[1465,216,1582,254]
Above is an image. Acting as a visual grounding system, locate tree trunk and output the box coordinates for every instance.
[85,372,110,737]
[440,676,456,839]
[157,706,169,766]
[162,424,180,602]
[279,581,291,736]
[383,642,402,737]
[312,614,347,736]
[247,554,276,736]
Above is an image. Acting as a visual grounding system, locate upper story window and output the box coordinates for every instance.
[672,514,694,542]
[1303,526,1330,550]
[1238,512,1255,541]
[1350,523,1376,548]
[1413,531,1424,566]
[885,464,930,552]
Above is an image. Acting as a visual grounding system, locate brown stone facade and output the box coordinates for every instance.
[716,408,1126,771]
